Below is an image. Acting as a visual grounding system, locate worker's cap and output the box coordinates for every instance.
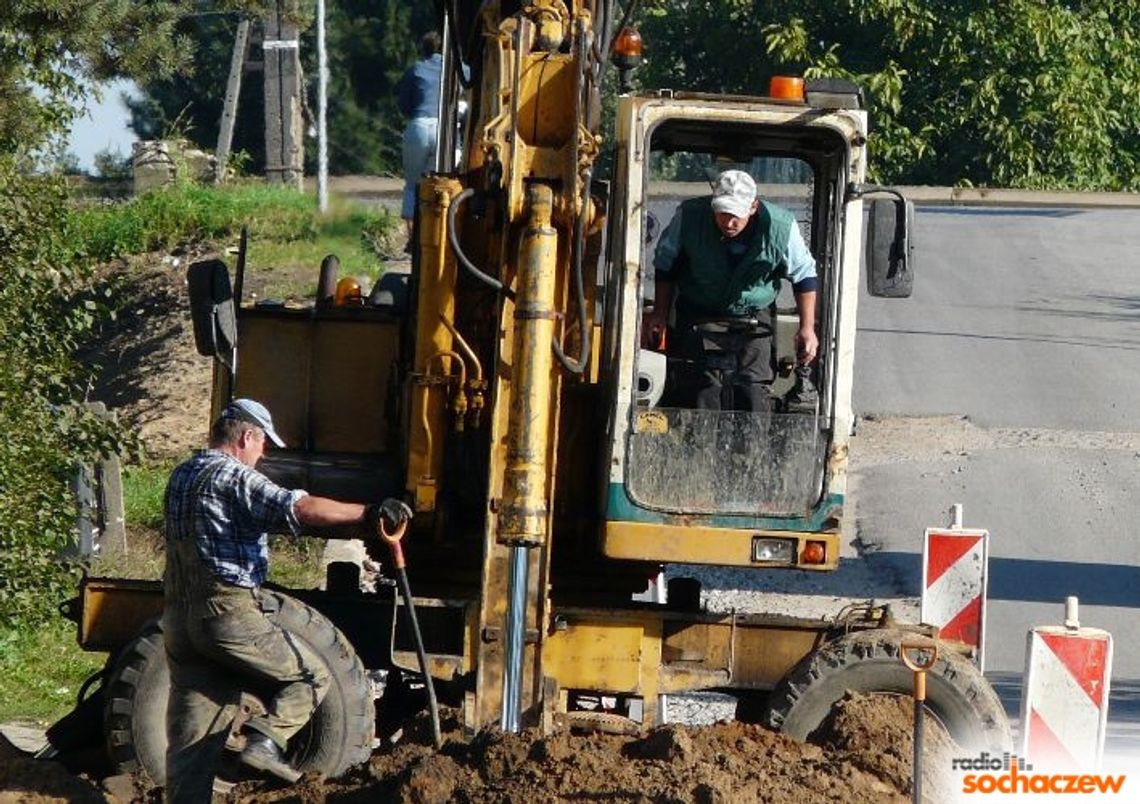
[220,398,285,447]
[710,170,757,219]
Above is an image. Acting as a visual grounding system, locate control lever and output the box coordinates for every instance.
[780,359,818,414]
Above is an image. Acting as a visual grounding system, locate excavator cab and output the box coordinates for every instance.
[600,90,880,570]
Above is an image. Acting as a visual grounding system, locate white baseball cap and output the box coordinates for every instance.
[710,170,757,218]
[221,398,286,447]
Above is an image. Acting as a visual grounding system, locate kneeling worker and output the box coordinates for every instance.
[163,397,409,800]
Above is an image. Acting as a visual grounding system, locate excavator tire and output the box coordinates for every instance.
[103,593,374,786]
[763,628,1011,752]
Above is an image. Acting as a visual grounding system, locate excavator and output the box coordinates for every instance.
[52,0,1011,785]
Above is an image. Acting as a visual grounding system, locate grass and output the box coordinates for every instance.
[70,180,401,284]
[0,621,106,725]
[123,461,172,531]
[246,200,399,300]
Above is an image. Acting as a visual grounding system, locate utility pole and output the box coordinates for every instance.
[262,0,304,189]
[316,0,328,211]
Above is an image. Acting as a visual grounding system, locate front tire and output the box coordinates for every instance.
[102,593,374,785]
[764,629,1011,753]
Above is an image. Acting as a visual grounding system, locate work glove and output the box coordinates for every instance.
[365,498,413,535]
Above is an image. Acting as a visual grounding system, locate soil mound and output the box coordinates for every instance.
[214,699,936,804]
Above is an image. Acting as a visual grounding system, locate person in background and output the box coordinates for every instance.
[644,169,818,412]
[163,397,409,801]
[397,31,443,239]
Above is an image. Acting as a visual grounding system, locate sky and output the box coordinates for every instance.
[67,79,139,173]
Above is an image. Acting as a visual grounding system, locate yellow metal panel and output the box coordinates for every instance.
[517,55,576,148]
[234,317,312,447]
[309,320,396,452]
[731,627,823,688]
[603,521,840,570]
[79,578,163,652]
[544,623,644,690]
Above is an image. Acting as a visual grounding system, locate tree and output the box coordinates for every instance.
[0,0,182,625]
[637,0,1140,190]
[128,0,437,176]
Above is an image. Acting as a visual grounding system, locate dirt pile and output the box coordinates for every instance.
[82,253,213,460]
[227,694,947,804]
[0,694,958,803]
[0,734,105,804]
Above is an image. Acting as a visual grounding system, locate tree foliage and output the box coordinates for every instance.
[638,0,1140,189]
[0,0,188,156]
[1,0,182,626]
[129,0,436,176]
[0,160,136,626]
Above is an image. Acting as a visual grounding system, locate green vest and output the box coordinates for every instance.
[675,197,794,316]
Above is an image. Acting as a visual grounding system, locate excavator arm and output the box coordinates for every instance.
[406,1,630,732]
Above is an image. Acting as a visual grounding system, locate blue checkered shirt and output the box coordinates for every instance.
[164,450,305,587]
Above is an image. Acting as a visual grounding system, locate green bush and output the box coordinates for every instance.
[0,157,134,628]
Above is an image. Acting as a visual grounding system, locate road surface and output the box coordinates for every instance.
[853,204,1140,755]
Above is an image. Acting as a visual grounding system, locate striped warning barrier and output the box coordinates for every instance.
[921,526,989,669]
[1021,598,1113,769]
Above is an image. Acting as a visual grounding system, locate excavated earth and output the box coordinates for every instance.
[1,249,961,802]
[2,694,959,803]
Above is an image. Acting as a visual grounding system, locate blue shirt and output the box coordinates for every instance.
[164,450,305,588]
[398,54,443,120]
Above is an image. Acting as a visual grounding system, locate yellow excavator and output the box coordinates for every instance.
[52,0,1009,785]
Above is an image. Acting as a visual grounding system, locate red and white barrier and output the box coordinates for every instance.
[1021,598,1113,769]
[921,524,989,669]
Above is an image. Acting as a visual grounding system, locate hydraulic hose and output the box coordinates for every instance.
[447,188,516,300]
[552,165,593,375]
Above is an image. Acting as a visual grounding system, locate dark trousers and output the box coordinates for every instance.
[668,316,775,412]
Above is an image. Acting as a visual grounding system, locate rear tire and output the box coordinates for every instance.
[763,629,1011,752]
[102,593,374,785]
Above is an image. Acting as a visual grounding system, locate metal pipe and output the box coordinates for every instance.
[501,546,529,732]
[316,0,328,211]
[435,11,457,173]
[419,350,468,466]
[439,314,483,384]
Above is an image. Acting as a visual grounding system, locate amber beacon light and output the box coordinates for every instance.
[334,276,363,306]
[612,26,643,60]
[612,27,643,92]
[768,75,805,101]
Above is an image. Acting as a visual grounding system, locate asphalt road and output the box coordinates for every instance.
[853,204,1140,754]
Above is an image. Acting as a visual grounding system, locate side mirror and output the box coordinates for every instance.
[187,259,237,360]
[865,196,914,298]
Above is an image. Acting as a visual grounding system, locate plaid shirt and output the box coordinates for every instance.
[164,450,305,587]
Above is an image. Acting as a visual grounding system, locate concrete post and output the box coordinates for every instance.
[262,1,304,189]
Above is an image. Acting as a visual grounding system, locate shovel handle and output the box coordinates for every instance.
[901,639,939,672]
[379,519,408,569]
[901,639,939,702]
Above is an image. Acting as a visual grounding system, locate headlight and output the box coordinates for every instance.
[752,537,796,564]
